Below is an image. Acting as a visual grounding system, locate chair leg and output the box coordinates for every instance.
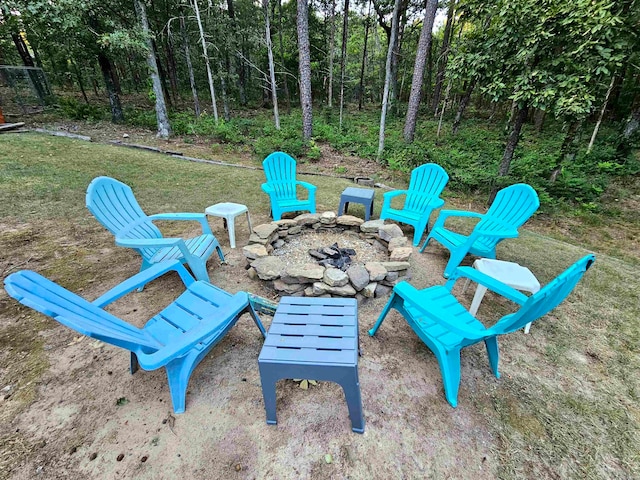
[188,259,211,283]
[130,352,139,374]
[443,249,468,279]
[484,337,500,378]
[165,358,195,414]
[437,348,461,408]
[215,245,225,263]
[227,216,237,249]
[258,365,279,425]
[368,292,399,336]
[136,259,153,292]
[339,368,365,434]
[419,232,434,253]
[245,304,266,338]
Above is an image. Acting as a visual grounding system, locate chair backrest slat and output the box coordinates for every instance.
[405,164,449,212]
[263,152,298,200]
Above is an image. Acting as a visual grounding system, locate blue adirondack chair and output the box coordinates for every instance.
[369,254,595,407]
[261,152,317,221]
[4,260,266,414]
[420,183,540,277]
[380,164,449,246]
[86,176,224,282]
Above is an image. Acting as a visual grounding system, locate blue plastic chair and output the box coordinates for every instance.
[86,176,224,282]
[4,260,266,414]
[380,164,449,246]
[261,152,317,221]
[420,183,539,277]
[369,254,595,407]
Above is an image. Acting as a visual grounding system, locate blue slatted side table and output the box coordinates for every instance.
[258,297,364,433]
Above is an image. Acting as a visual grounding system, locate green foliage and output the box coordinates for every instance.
[56,97,107,121]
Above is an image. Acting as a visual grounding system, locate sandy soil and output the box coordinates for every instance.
[1,214,502,480]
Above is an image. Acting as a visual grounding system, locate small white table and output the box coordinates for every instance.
[205,203,252,249]
[466,258,540,334]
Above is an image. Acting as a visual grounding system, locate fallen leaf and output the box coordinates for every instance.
[300,380,309,390]
[324,454,333,464]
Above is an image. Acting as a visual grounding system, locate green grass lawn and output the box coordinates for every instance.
[1,133,639,478]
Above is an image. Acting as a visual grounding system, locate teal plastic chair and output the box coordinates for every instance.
[380,164,449,246]
[86,176,224,282]
[369,254,595,407]
[261,152,317,221]
[4,260,266,413]
[420,183,539,277]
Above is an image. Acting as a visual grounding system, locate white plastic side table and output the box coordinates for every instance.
[205,203,252,249]
[466,258,540,334]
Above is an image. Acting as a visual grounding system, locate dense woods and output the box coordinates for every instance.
[1,0,638,208]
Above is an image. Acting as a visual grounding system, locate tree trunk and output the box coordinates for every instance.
[432,0,456,116]
[452,78,476,134]
[377,0,402,159]
[358,3,371,110]
[621,105,640,140]
[327,0,336,108]
[297,0,313,141]
[226,0,246,106]
[550,120,582,182]
[489,104,528,203]
[277,0,291,113]
[587,75,616,153]
[165,34,180,104]
[339,0,350,129]
[180,16,201,118]
[136,0,171,138]
[403,0,438,143]
[151,38,173,109]
[72,60,89,104]
[97,52,124,123]
[388,0,406,113]
[264,0,280,129]
[11,32,47,102]
[534,109,545,132]
[436,78,451,138]
[192,0,219,122]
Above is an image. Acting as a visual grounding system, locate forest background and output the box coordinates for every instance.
[1,0,639,211]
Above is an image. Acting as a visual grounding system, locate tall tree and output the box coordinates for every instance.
[327,0,336,108]
[191,0,219,122]
[297,0,313,141]
[339,0,350,129]
[403,0,438,143]
[432,0,456,116]
[263,0,280,129]
[378,0,402,159]
[180,15,201,118]
[358,2,371,110]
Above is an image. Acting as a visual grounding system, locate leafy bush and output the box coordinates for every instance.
[57,97,106,121]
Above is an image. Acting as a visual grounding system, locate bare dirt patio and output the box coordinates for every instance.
[0,133,638,479]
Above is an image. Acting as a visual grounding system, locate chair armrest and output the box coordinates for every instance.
[261,183,275,194]
[92,260,196,308]
[445,267,529,305]
[383,190,408,200]
[136,291,251,370]
[393,282,487,340]
[116,237,192,260]
[432,209,484,230]
[149,213,212,235]
[474,228,519,239]
[296,181,317,192]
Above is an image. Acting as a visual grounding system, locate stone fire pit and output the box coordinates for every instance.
[242,212,413,302]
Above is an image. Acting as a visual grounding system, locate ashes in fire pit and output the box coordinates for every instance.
[309,243,357,271]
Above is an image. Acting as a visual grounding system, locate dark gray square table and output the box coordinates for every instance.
[338,187,375,221]
[258,296,364,433]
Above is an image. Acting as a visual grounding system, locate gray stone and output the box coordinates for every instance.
[275,219,297,229]
[378,224,405,242]
[304,286,318,297]
[363,282,377,298]
[390,247,412,262]
[365,262,387,281]
[346,264,370,291]
[355,293,366,305]
[381,261,411,272]
[272,239,285,249]
[372,240,388,253]
[248,233,269,245]
[288,226,302,235]
[294,213,321,226]
[374,283,392,298]
[323,267,349,287]
[388,236,409,251]
[320,211,337,224]
[251,256,285,280]
[273,279,305,294]
[247,267,258,280]
[326,283,357,297]
[385,271,399,282]
[283,263,325,283]
[266,244,274,254]
[336,215,364,227]
[253,223,279,239]
[312,282,330,296]
[308,249,327,260]
[355,177,375,187]
[242,244,268,260]
[360,219,385,233]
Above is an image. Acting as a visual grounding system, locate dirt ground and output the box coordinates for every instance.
[1,211,505,480]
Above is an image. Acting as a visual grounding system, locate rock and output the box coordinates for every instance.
[275,219,297,229]
[247,267,258,280]
[346,264,370,291]
[355,177,375,187]
[390,247,412,262]
[378,224,404,242]
[323,267,349,287]
[266,243,274,254]
[288,226,302,235]
[355,293,366,305]
[381,261,410,272]
[242,244,268,260]
[253,223,279,239]
[312,282,330,296]
[272,239,285,249]
[365,262,387,281]
[372,240,388,253]
[388,236,409,251]
[320,211,337,224]
[308,249,327,260]
[326,283,357,296]
[385,271,399,282]
[294,213,321,226]
[251,256,285,280]
[360,219,385,233]
[282,263,325,283]
[336,215,364,227]
[363,282,377,298]
[248,233,270,245]
[273,279,305,294]
[374,283,392,298]
[303,286,316,297]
